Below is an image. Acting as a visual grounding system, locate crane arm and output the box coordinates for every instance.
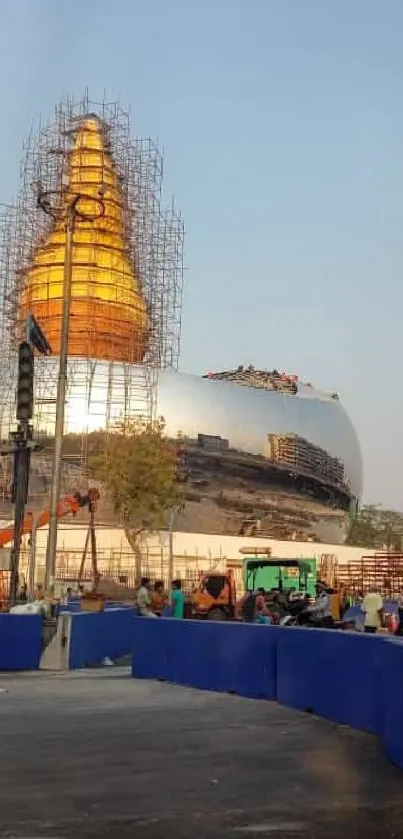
[0,491,99,549]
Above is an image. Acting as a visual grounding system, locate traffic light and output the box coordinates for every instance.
[16,341,34,421]
[26,314,51,355]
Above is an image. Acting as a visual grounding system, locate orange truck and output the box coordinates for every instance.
[189,570,237,621]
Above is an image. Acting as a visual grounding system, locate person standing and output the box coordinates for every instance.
[170,579,185,619]
[137,577,156,617]
[362,589,383,634]
[255,588,272,624]
[307,581,334,628]
[151,580,167,615]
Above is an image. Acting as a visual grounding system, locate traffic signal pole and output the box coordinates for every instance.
[8,342,35,604]
[9,426,31,604]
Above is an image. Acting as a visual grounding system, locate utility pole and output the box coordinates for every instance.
[35,188,105,592]
[167,509,175,590]
[44,204,75,591]
[27,512,38,599]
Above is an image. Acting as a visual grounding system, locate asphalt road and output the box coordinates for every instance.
[0,668,402,838]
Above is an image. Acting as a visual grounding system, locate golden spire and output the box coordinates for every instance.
[19,116,149,363]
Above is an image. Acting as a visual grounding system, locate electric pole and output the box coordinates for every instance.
[33,186,105,592]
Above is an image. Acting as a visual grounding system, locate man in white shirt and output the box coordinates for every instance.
[307,582,334,628]
[362,590,383,634]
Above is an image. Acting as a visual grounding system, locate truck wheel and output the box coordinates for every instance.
[208,608,227,621]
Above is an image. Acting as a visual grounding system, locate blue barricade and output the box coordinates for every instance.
[378,639,403,769]
[132,618,279,699]
[129,620,403,772]
[56,600,135,617]
[0,614,42,671]
[276,628,384,734]
[68,608,136,669]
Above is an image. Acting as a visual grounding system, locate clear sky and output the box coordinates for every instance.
[0,0,402,507]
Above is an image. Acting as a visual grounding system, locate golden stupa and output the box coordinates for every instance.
[19,116,149,363]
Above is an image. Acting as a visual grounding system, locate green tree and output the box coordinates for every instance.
[347,504,403,550]
[346,504,379,547]
[91,418,182,580]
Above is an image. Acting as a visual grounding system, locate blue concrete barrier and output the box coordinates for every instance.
[378,639,403,769]
[56,600,135,617]
[130,620,403,774]
[132,618,279,699]
[276,628,385,735]
[68,607,136,669]
[0,614,42,671]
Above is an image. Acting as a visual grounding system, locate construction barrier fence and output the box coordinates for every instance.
[130,619,403,772]
[0,614,42,670]
[1,610,403,773]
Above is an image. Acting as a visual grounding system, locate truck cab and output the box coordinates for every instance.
[190,570,237,621]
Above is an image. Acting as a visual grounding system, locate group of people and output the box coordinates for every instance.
[239,581,335,627]
[343,589,400,635]
[136,577,185,619]
[240,583,395,632]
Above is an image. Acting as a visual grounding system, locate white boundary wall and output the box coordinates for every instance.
[17,523,376,579]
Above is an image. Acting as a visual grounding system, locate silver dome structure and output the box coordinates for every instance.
[155,366,363,544]
[0,360,361,545]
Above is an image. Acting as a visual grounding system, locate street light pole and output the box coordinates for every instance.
[38,188,105,593]
[44,204,75,591]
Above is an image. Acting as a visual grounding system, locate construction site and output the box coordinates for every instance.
[0,91,365,594]
[0,92,183,434]
[0,92,184,587]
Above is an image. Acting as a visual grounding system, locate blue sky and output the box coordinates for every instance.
[1,0,402,507]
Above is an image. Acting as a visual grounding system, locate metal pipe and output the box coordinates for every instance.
[28,512,38,599]
[167,509,175,590]
[44,208,74,591]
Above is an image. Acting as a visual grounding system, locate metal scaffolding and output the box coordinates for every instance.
[0,92,184,505]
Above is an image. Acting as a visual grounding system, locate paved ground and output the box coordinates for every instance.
[0,668,402,838]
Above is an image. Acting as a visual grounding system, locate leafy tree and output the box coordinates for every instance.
[347,504,403,550]
[91,418,182,580]
[346,504,379,547]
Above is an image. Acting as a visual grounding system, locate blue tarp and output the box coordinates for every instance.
[343,599,399,629]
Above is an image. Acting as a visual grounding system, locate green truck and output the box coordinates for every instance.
[241,550,317,598]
